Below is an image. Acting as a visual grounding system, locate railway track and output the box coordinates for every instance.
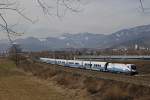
[36,62,150,87]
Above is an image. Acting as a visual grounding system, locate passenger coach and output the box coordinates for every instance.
[39,58,137,75]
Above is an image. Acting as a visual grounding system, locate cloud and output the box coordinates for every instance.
[1,0,150,39]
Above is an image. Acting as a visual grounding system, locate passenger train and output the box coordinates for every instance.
[39,58,137,75]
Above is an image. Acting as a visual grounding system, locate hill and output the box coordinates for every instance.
[0,24,150,51]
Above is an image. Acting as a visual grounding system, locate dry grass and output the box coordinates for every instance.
[0,76,71,100]
[0,59,77,100]
[18,60,150,100]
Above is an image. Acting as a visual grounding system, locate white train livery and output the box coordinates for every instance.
[39,58,137,75]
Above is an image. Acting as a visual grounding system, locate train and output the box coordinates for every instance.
[39,57,137,75]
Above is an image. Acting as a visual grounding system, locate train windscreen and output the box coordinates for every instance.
[131,65,136,70]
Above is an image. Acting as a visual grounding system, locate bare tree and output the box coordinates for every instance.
[0,0,82,44]
[0,0,148,65]
[0,0,82,65]
[0,0,33,44]
[0,0,148,45]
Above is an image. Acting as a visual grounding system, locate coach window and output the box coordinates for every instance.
[69,62,74,64]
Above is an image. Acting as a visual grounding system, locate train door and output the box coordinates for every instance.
[104,62,109,71]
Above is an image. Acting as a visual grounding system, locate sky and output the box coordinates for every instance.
[1,0,150,39]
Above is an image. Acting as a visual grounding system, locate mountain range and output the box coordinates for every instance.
[0,24,150,51]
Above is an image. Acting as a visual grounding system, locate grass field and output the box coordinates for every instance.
[0,58,150,100]
[18,59,150,100]
[0,59,76,100]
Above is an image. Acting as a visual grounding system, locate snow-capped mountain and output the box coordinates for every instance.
[0,24,150,51]
[105,24,150,49]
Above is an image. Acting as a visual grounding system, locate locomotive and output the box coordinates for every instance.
[39,58,137,75]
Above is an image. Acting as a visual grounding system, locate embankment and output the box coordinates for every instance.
[18,60,150,100]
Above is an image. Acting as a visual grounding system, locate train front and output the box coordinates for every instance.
[130,64,138,75]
